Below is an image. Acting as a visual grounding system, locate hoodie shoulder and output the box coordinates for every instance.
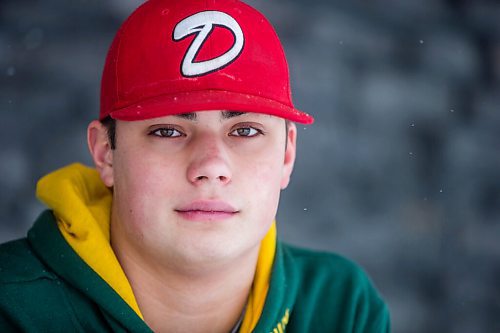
[0,238,56,284]
[279,242,390,333]
[282,243,372,284]
[0,237,93,332]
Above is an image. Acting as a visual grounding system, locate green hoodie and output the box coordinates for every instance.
[0,164,390,332]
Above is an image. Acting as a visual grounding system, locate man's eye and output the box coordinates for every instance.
[230,127,261,137]
[150,128,183,137]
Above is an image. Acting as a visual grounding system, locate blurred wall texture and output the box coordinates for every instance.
[1,0,499,332]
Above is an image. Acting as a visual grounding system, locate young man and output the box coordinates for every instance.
[0,0,390,332]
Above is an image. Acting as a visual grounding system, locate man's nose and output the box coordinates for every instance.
[186,135,232,186]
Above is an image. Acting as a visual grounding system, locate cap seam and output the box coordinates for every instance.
[274,32,293,104]
[237,1,294,104]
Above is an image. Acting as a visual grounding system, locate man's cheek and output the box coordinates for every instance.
[251,158,283,185]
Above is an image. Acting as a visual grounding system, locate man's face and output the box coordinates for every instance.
[100,111,296,270]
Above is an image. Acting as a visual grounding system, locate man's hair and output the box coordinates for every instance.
[101,116,116,150]
[100,116,290,151]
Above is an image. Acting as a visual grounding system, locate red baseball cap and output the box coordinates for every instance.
[100,0,314,124]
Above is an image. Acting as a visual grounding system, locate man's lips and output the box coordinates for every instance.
[175,201,238,221]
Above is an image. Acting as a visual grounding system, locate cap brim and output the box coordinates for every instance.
[109,90,314,125]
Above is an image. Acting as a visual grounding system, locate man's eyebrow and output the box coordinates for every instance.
[221,111,246,119]
[174,113,197,121]
[172,111,245,121]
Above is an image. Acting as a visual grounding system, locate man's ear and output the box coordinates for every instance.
[281,122,297,189]
[87,120,114,187]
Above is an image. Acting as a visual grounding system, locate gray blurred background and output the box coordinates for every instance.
[1,0,499,332]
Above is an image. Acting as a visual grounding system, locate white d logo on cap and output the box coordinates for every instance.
[173,11,245,77]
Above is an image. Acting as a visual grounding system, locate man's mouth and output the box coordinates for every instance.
[175,200,238,221]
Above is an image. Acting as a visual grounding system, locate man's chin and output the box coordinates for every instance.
[164,236,257,272]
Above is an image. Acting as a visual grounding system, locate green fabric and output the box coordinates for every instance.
[256,245,390,332]
[0,211,390,332]
[1,211,151,333]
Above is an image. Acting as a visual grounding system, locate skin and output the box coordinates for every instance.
[87,110,297,333]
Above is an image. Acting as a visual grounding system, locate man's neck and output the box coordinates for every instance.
[111,233,259,333]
